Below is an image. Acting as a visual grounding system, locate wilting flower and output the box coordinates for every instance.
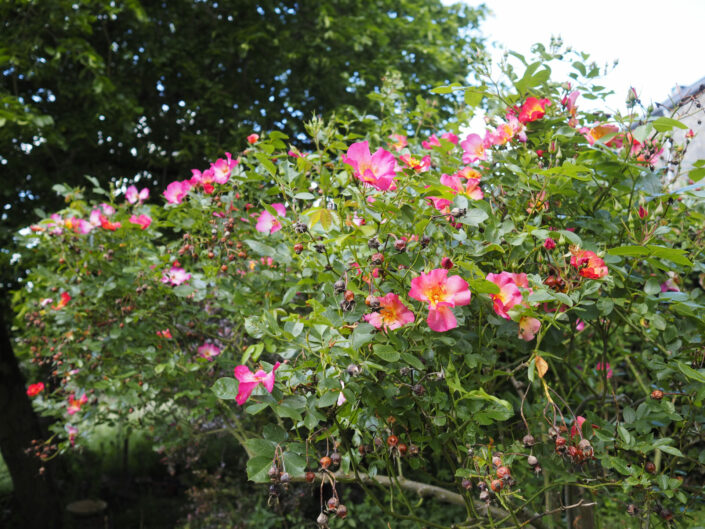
[161,266,191,286]
[661,273,680,293]
[198,343,221,361]
[233,362,281,405]
[337,382,347,406]
[53,292,71,310]
[570,248,608,279]
[66,425,78,446]
[441,257,453,269]
[388,134,407,151]
[544,237,556,250]
[518,97,551,124]
[363,293,415,331]
[686,129,695,139]
[460,133,486,164]
[163,180,192,204]
[518,316,541,341]
[486,272,525,319]
[342,141,398,192]
[67,394,88,415]
[156,329,172,339]
[570,416,586,439]
[409,269,471,332]
[27,382,45,397]
[596,362,613,379]
[247,133,259,144]
[255,203,286,234]
[583,124,622,148]
[126,185,149,205]
[400,154,431,172]
[129,214,152,230]
[562,91,580,127]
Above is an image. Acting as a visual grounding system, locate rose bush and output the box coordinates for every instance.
[14,46,705,527]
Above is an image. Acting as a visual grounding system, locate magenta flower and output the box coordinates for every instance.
[129,214,152,230]
[65,424,78,446]
[422,134,441,149]
[544,237,556,250]
[486,272,526,320]
[126,185,149,205]
[247,133,259,144]
[399,154,431,172]
[67,394,88,415]
[570,416,586,439]
[596,362,613,379]
[163,180,192,204]
[342,141,398,191]
[211,152,238,184]
[255,203,286,234]
[409,269,471,332]
[440,170,484,200]
[441,132,459,144]
[161,266,191,286]
[233,362,281,405]
[197,343,221,361]
[460,133,486,163]
[363,293,415,332]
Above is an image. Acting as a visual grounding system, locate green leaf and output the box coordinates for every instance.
[430,83,463,94]
[255,152,277,176]
[351,323,376,350]
[317,390,341,408]
[675,361,705,384]
[658,445,685,457]
[212,377,238,400]
[608,245,649,257]
[244,438,277,458]
[458,208,488,226]
[467,279,500,294]
[652,117,688,132]
[373,344,400,363]
[246,455,274,483]
[400,352,425,371]
[245,239,276,258]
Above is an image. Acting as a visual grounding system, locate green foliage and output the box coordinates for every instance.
[13,46,705,528]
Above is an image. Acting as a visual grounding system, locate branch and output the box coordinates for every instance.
[290,472,545,529]
[524,499,596,526]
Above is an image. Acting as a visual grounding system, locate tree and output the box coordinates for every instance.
[0,0,485,241]
[15,44,705,526]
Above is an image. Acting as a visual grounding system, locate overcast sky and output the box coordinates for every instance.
[461,0,705,112]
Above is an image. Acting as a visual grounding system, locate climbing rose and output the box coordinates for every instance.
[363,293,415,331]
[440,170,483,200]
[342,141,398,191]
[388,134,407,151]
[518,97,551,124]
[66,394,88,415]
[27,382,45,397]
[163,180,192,204]
[198,343,221,361]
[544,237,556,250]
[126,185,149,204]
[422,134,441,149]
[570,249,608,279]
[129,214,152,230]
[211,152,238,184]
[247,133,259,144]
[66,425,78,446]
[255,203,286,234]
[156,329,172,339]
[233,362,281,405]
[583,124,622,148]
[460,133,486,164]
[53,292,71,310]
[570,416,586,439]
[409,269,471,332]
[518,316,541,341]
[399,154,431,172]
[485,272,526,320]
[441,132,459,144]
[161,266,191,286]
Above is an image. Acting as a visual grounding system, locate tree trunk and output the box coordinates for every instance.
[0,309,62,528]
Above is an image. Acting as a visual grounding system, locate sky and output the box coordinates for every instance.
[461,0,705,113]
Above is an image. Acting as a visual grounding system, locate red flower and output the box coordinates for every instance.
[27,382,45,397]
[518,97,551,124]
[570,248,608,279]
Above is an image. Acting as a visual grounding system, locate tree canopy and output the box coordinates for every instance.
[0,0,485,244]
